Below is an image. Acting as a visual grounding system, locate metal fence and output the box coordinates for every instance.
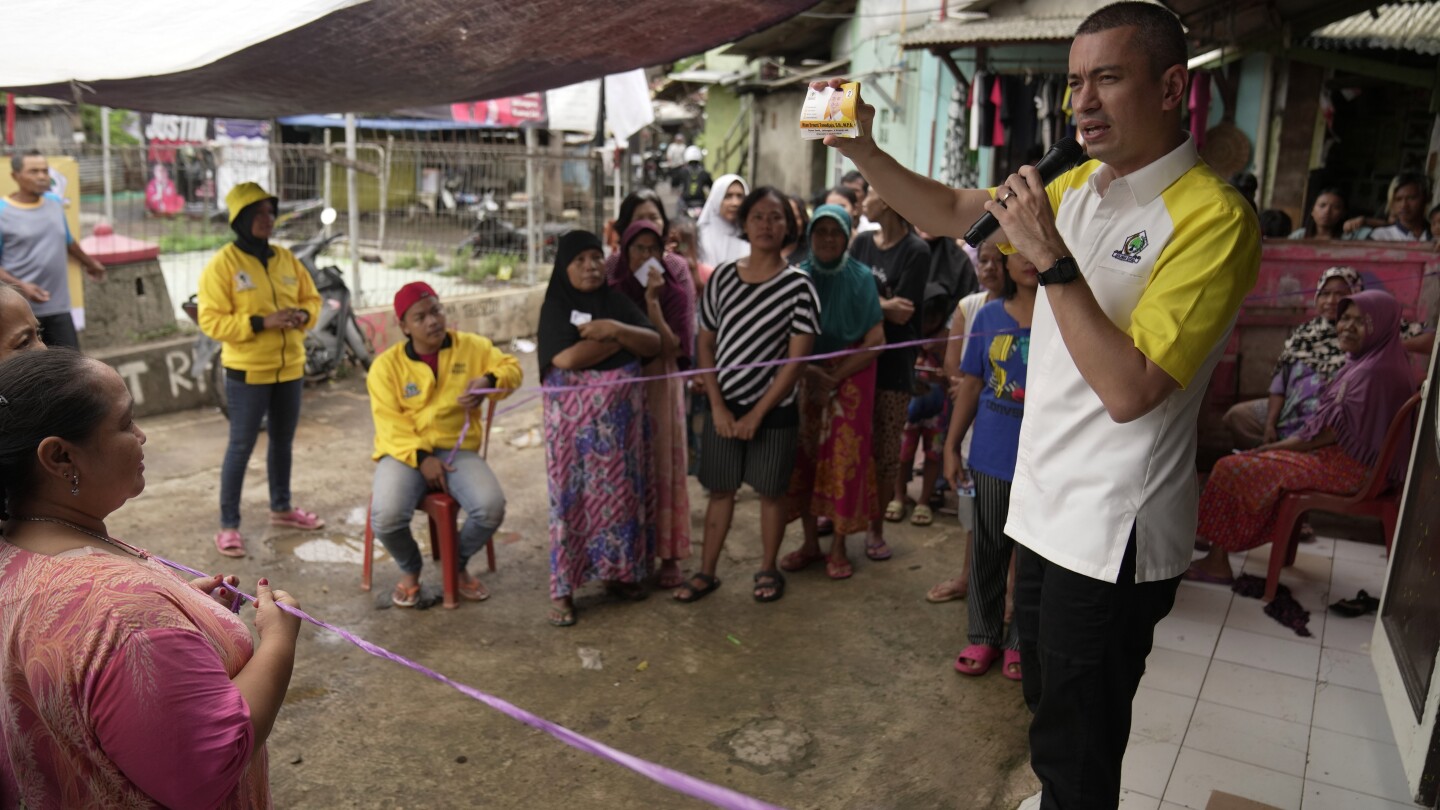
[68,141,606,314]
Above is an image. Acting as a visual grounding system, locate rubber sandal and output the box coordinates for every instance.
[270,508,325,530]
[604,582,649,601]
[753,570,786,603]
[458,575,489,602]
[926,578,967,603]
[910,505,934,526]
[673,572,720,603]
[214,529,246,558]
[780,548,825,572]
[865,535,892,561]
[548,601,577,627]
[1002,650,1023,681]
[392,582,420,608]
[1183,566,1234,585]
[954,644,1000,676]
[826,557,853,580]
[883,500,906,522]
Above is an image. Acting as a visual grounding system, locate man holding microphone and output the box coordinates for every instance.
[819,3,1259,807]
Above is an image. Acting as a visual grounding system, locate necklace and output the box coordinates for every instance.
[14,516,150,559]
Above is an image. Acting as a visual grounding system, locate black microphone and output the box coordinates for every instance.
[963,138,1086,247]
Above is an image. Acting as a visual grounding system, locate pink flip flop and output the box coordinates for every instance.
[954,644,1000,676]
[1002,650,1023,681]
[270,508,325,530]
[214,529,246,558]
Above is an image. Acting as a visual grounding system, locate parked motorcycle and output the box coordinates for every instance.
[458,190,569,260]
[185,208,374,418]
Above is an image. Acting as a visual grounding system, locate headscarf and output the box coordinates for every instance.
[1297,290,1417,482]
[697,174,750,268]
[231,199,276,262]
[799,204,881,354]
[537,230,653,374]
[1273,266,1364,382]
[605,221,696,367]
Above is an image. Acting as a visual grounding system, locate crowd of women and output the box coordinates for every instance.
[0,162,1435,803]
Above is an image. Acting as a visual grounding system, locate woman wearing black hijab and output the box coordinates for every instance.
[538,230,661,626]
[197,183,323,559]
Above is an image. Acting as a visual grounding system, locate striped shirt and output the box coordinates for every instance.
[700,261,821,407]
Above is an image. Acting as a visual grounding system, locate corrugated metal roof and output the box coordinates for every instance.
[1309,1,1440,54]
[901,14,1085,47]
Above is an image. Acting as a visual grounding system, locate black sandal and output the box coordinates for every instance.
[604,582,649,602]
[1329,589,1380,618]
[753,570,786,603]
[673,572,721,603]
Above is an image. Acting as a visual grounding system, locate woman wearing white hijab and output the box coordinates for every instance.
[697,174,750,268]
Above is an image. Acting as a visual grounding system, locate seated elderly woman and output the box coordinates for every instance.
[1223,267,1363,448]
[1189,290,1417,584]
[0,282,45,359]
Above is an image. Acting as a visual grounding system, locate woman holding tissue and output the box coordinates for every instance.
[607,219,696,589]
[538,231,661,626]
[367,282,522,608]
[197,183,324,559]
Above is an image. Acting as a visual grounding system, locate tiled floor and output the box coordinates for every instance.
[1119,537,1422,809]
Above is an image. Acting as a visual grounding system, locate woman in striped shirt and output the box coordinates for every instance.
[674,187,821,604]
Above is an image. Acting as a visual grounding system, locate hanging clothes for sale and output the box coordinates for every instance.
[969,71,987,150]
[1189,70,1211,150]
[943,80,978,190]
[989,75,1005,146]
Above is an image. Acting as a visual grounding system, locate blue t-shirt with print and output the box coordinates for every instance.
[961,300,1030,481]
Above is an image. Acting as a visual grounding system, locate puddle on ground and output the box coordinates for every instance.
[275,534,385,565]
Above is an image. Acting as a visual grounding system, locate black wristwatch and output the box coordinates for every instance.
[1038,256,1080,286]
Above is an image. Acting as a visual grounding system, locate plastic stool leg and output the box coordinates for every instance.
[485,537,496,573]
[361,500,374,592]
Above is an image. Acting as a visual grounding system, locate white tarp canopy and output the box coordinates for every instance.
[0,0,821,118]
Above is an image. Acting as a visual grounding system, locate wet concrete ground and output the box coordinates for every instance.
[110,351,1037,809]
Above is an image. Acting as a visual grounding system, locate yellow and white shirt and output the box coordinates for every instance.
[1003,136,1260,583]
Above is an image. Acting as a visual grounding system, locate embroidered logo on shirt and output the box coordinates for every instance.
[403,382,421,398]
[451,363,466,373]
[279,275,298,286]
[1111,230,1149,264]
[234,271,256,292]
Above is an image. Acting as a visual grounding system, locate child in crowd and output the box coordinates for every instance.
[943,248,1037,681]
[892,284,953,527]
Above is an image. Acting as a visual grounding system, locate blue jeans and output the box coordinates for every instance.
[220,375,303,528]
[370,451,505,575]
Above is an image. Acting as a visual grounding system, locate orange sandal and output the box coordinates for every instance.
[392,582,420,608]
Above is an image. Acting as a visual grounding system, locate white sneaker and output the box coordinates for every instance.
[1015,791,1042,810]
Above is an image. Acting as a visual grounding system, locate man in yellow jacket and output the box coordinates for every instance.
[369,282,522,607]
[199,182,324,558]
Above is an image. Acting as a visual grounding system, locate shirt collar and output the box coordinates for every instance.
[1087,134,1198,207]
[403,331,454,361]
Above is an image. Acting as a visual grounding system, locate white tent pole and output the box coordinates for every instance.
[345,113,361,302]
[525,126,538,284]
[100,106,114,223]
[322,127,332,238]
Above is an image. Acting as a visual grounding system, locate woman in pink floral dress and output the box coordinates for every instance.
[0,349,302,808]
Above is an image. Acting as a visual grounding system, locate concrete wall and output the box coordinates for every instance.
[80,259,178,349]
[753,91,830,198]
[95,283,546,418]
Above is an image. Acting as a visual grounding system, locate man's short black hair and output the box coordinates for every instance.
[1075,2,1188,78]
[840,170,867,192]
[10,149,43,173]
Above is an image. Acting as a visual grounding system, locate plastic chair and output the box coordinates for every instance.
[362,399,498,609]
[1261,392,1422,602]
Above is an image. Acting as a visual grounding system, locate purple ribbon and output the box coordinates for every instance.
[155,554,786,810]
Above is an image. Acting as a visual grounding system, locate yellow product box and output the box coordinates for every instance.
[799,82,860,140]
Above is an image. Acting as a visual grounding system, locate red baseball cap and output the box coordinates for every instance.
[394,282,437,320]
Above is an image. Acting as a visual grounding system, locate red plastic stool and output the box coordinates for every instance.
[361,401,498,609]
[361,492,497,609]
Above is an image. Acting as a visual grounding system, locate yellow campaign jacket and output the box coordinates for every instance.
[197,243,322,384]
[368,330,523,467]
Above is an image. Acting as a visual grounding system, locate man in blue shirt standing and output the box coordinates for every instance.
[0,150,107,349]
